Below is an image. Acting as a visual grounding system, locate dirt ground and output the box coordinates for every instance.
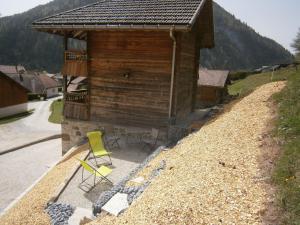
[89,81,285,225]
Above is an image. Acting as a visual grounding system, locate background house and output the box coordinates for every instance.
[0,71,29,118]
[33,0,215,152]
[0,65,61,99]
[37,73,61,98]
[197,69,229,107]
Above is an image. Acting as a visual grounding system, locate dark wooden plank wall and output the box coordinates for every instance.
[88,31,173,128]
[172,0,214,119]
[198,0,214,49]
[0,75,27,107]
[173,31,199,122]
[197,86,219,103]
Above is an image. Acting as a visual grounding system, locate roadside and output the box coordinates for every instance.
[48,99,63,124]
[0,110,34,125]
[0,97,61,153]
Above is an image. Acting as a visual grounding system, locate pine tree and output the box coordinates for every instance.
[291,28,300,61]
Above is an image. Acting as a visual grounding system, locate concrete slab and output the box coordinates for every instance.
[102,193,128,216]
[57,140,150,209]
[130,176,145,184]
[68,207,95,225]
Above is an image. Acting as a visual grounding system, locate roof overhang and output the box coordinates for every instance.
[32,0,209,40]
[32,23,192,40]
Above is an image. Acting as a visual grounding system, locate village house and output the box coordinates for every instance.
[0,71,29,118]
[36,72,61,98]
[0,65,61,99]
[32,0,214,153]
[197,69,230,107]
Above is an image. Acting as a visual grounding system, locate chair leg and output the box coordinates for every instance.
[81,167,84,182]
[92,152,98,167]
[108,155,112,165]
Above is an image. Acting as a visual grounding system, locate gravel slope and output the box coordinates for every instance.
[90,82,285,225]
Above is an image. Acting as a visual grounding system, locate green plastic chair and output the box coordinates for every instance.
[87,131,112,166]
[77,158,113,192]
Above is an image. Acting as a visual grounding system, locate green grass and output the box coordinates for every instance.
[0,110,34,125]
[228,68,293,96]
[272,69,300,225]
[48,100,63,124]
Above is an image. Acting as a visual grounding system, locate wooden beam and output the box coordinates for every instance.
[79,32,87,40]
[73,30,84,38]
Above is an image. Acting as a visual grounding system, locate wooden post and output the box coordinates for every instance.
[63,34,68,115]
[63,34,68,95]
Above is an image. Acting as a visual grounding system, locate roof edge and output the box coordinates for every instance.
[189,0,208,27]
[32,1,101,25]
[0,71,31,92]
[32,23,191,32]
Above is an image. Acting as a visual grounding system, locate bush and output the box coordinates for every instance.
[229,71,252,81]
[28,93,47,101]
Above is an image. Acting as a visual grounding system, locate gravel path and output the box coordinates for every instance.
[90,82,285,225]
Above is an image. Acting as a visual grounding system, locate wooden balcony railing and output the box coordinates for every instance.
[62,50,88,77]
[65,90,88,103]
[64,91,89,120]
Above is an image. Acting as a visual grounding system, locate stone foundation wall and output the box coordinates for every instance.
[61,119,169,155]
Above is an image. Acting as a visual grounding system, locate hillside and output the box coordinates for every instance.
[0,0,294,73]
[201,4,293,70]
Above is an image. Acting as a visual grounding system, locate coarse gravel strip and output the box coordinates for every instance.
[89,81,285,225]
[0,144,90,225]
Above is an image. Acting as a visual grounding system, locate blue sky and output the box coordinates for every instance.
[1,0,299,53]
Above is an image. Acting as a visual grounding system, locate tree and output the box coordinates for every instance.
[291,28,300,61]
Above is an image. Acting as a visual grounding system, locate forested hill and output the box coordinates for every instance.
[201,4,293,70]
[0,0,293,73]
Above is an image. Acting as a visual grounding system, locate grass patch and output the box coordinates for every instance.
[0,110,34,125]
[228,68,293,96]
[48,100,63,124]
[272,69,300,225]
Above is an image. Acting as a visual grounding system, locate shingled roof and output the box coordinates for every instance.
[198,69,230,88]
[32,0,206,31]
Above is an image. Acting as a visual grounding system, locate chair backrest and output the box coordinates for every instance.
[151,128,159,139]
[87,131,105,150]
[77,158,95,174]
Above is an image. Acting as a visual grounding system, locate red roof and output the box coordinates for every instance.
[37,74,60,89]
[0,65,26,74]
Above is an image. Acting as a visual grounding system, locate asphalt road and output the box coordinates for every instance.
[0,98,61,153]
[0,139,61,213]
[0,97,63,214]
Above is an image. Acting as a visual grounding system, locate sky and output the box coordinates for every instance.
[0,0,299,53]
[214,0,300,53]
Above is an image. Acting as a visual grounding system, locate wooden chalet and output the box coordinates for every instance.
[0,71,29,118]
[197,69,229,107]
[32,0,214,152]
